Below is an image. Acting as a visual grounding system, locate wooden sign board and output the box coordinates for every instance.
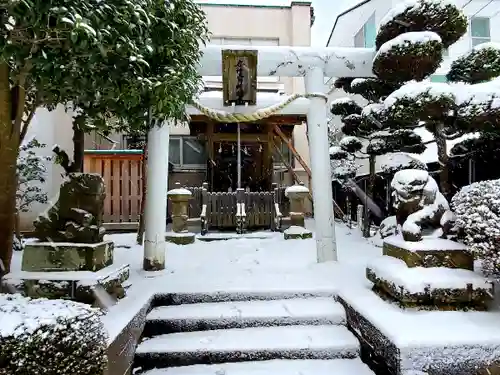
[222,49,257,106]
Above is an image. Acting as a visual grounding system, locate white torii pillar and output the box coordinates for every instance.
[143,45,375,268]
[143,120,170,271]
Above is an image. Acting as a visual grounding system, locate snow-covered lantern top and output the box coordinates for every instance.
[285,184,309,227]
[167,182,192,202]
[285,183,309,198]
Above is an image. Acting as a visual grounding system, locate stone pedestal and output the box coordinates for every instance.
[383,236,473,270]
[5,240,131,306]
[283,184,312,240]
[369,236,493,311]
[21,241,114,272]
[2,264,130,305]
[165,183,195,245]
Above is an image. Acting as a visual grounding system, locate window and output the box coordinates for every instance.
[169,136,206,168]
[470,17,490,47]
[273,141,292,166]
[430,75,447,83]
[169,138,181,165]
[354,13,376,48]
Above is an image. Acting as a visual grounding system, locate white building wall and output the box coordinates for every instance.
[327,0,500,176]
[19,105,74,231]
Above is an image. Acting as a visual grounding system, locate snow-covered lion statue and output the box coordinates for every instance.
[379,169,455,241]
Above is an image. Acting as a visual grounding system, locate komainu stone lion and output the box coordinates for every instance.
[379,169,455,241]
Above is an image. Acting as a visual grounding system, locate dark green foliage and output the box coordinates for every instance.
[375,0,467,49]
[447,44,500,84]
[350,78,401,102]
[329,146,348,160]
[373,35,443,82]
[341,114,363,135]
[340,136,363,153]
[333,77,354,92]
[450,133,500,183]
[330,98,362,117]
[384,83,456,126]
[1,0,209,134]
[365,129,424,156]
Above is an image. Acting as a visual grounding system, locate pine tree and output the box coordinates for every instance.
[373,1,500,198]
[332,0,471,202]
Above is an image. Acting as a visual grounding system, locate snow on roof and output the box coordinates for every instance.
[376,31,441,56]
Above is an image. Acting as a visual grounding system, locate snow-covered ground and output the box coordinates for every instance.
[11,220,381,295]
[9,221,500,373]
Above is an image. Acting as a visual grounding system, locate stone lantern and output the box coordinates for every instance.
[283,183,313,240]
[165,182,195,245]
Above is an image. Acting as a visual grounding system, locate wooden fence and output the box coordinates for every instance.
[84,150,292,231]
[84,150,144,228]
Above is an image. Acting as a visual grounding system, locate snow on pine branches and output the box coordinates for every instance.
[452,179,500,275]
[17,138,50,214]
[0,294,107,375]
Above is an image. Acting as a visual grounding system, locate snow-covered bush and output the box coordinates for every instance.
[17,138,50,214]
[452,179,500,275]
[0,294,107,375]
[381,153,428,175]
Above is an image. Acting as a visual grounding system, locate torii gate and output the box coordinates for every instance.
[142,45,375,271]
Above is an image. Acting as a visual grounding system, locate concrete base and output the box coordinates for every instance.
[2,263,130,306]
[165,232,196,245]
[21,240,114,272]
[284,226,313,240]
[338,287,500,375]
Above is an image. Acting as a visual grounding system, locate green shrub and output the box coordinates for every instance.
[0,294,108,375]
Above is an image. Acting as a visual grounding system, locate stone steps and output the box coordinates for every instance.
[139,358,374,375]
[143,297,345,335]
[134,324,360,370]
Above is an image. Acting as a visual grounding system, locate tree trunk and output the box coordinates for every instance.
[435,123,451,199]
[363,155,376,238]
[0,62,20,274]
[72,120,85,173]
[136,140,148,245]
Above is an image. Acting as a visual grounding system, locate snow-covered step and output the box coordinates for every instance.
[140,358,375,375]
[134,325,360,370]
[144,298,346,335]
[154,290,337,305]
